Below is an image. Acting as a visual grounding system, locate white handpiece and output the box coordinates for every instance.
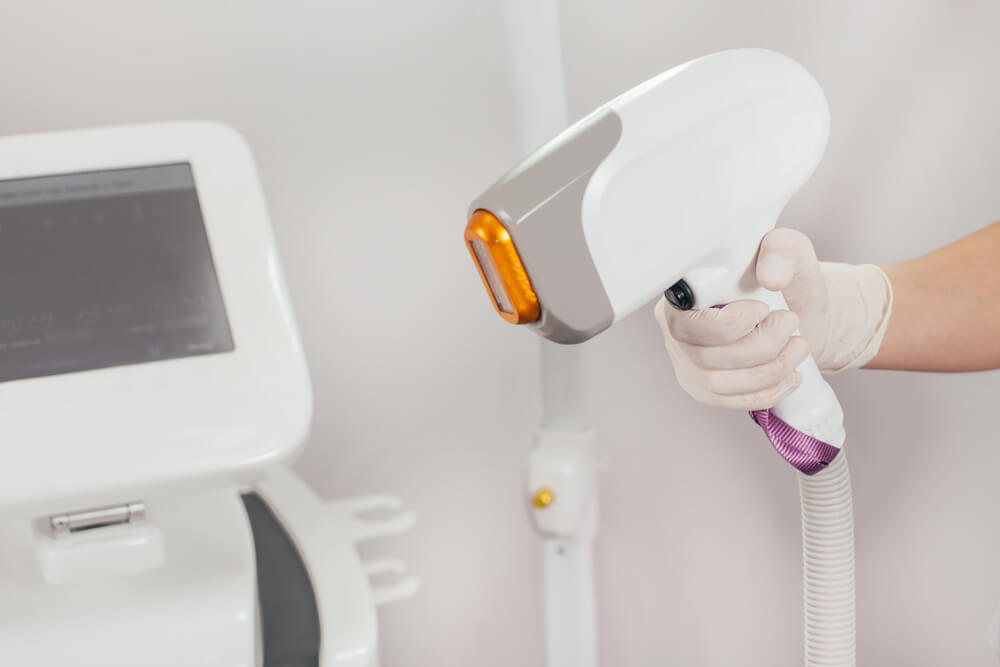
[466,48,843,448]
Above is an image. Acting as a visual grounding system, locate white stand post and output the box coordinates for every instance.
[500,3,600,666]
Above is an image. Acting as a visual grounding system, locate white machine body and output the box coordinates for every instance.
[466,48,844,447]
[0,122,416,666]
[0,122,312,521]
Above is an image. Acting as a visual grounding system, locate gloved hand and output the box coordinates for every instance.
[654,228,893,411]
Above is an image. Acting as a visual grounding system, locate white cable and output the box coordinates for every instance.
[500,0,588,434]
[799,453,856,666]
[539,341,589,432]
[501,2,599,667]
[543,539,598,667]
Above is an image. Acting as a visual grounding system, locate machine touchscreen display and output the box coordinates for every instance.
[0,163,234,382]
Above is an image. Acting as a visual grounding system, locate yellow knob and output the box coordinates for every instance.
[532,487,555,509]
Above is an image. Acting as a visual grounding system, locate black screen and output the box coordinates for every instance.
[0,163,234,382]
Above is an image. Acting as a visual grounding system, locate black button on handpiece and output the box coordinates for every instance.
[664,279,695,310]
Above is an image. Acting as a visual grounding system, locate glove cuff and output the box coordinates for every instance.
[823,263,893,375]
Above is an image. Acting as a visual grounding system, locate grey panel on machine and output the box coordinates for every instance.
[243,493,321,667]
[469,111,622,343]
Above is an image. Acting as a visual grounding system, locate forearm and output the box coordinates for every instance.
[868,222,1000,371]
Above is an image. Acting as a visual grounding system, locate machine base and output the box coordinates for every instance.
[0,471,417,667]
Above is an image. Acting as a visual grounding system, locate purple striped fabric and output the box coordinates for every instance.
[749,409,840,475]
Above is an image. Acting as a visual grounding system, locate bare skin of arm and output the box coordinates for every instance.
[870,222,1000,371]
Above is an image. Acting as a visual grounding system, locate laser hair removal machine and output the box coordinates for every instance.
[465,49,857,666]
[0,123,416,666]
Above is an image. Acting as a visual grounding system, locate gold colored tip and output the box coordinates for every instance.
[465,209,539,324]
[532,487,555,509]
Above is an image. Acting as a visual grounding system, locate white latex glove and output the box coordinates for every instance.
[654,228,893,411]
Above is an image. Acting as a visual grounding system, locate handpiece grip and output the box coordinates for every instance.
[744,285,846,449]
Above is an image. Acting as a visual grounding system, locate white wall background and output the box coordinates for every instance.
[3,1,1000,665]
